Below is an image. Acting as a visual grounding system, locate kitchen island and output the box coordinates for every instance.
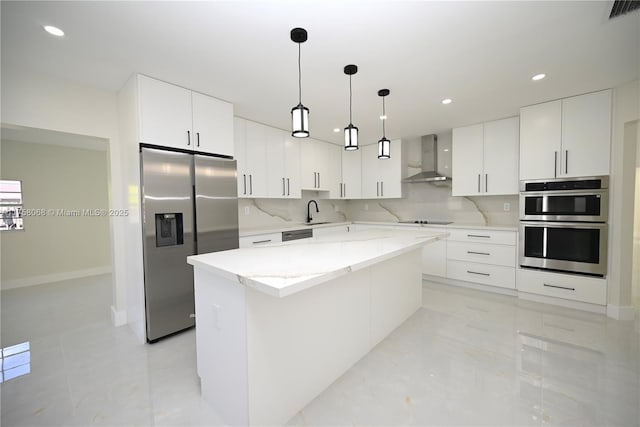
[187,228,447,426]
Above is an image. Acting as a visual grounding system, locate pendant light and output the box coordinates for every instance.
[344,64,359,151]
[377,89,391,159]
[290,28,309,138]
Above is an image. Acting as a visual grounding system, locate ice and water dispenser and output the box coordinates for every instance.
[155,213,184,247]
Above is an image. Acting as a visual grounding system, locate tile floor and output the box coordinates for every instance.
[1,274,639,426]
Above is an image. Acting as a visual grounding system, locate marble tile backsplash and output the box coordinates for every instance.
[347,183,520,226]
[239,184,519,230]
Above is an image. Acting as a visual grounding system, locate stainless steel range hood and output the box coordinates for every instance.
[403,134,452,183]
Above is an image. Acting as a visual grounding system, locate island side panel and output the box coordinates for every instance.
[245,267,372,426]
[370,248,423,347]
[194,268,250,426]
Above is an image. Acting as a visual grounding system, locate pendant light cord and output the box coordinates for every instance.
[298,43,302,105]
[349,75,353,124]
[382,96,386,137]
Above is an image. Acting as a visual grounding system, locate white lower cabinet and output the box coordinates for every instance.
[421,227,447,277]
[239,232,282,248]
[447,260,515,289]
[444,228,517,289]
[516,268,607,305]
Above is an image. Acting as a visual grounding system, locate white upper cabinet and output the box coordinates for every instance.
[138,75,192,149]
[361,140,405,199]
[483,117,519,195]
[325,144,342,199]
[300,139,337,193]
[452,117,519,196]
[341,149,362,199]
[452,124,484,196]
[520,89,611,180]
[137,75,234,156]
[560,90,611,178]
[235,118,300,199]
[191,92,234,156]
[265,127,301,198]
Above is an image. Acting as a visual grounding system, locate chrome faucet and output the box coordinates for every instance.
[306,200,319,223]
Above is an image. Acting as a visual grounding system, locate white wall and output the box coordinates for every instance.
[632,122,640,311]
[0,65,128,325]
[608,79,640,319]
[1,140,111,288]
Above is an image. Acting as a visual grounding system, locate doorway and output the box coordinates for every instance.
[0,124,113,348]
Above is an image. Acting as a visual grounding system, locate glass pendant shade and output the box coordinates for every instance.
[291,103,309,137]
[344,124,359,150]
[378,137,390,159]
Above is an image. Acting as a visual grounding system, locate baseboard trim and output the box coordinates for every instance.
[606,304,637,320]
[111,305,127,327]
[518,291,606,314]
[422,274,518,297]
[1,266,112,290]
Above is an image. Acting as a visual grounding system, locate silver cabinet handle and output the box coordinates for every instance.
[287,178,290,196]
[249,174,253,195]
[485,174,488,193]
[554,151,558,178]
[381,181,384,197]
[377,181,380,197]
[252,239,271,244]
[317,172,320,188]
[196,132,200,147]
[340,182,343,198]
[282,177,286,196]
[314,172,318,188]
[477,174,481,193]
[544,283,575,291]
[187,130,191,146]
[467,270,490,277]
[243,174,247,195]
[467,251,490,256]
[467,234,490,238]
[565,150,568,174]
[343,183,346,198]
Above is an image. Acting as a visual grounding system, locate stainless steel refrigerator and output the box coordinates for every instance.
[140,146,239,342]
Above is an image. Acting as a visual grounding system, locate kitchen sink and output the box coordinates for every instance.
[304,221,331,226]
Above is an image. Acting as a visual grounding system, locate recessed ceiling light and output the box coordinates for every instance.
[333,128,340,133]
[43,25,65,37]
[441,98,452,105]
[380,115,387,120]
[531,73,546,81]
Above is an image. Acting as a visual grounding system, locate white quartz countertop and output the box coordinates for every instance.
[239,221,516,236]
[239,221,351,237]
[188,229,448,298]
[355,221,518,232]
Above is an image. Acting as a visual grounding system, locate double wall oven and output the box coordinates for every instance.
[519,176,608,277]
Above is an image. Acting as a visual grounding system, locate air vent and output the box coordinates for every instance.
[609,0,640,19]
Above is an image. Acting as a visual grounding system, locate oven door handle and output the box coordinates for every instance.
[519,190,607,196]
[519,221,607,229]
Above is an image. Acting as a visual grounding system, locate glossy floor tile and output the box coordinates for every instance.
[2,276,639,426]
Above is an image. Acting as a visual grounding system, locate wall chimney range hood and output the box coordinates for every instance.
[403,134,451,183]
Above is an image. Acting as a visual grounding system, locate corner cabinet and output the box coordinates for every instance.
[361,140,406,199]
[520,89,611,180]
[137,74,233,156]
[452,116,519,196]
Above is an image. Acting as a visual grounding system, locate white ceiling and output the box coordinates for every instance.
[1,1,639,146]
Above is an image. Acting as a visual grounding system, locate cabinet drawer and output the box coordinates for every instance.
[239,232,282,248]
[447,260,515,289]
[516,268,607,305]
[447,241,516,267]
[446,229,516,245]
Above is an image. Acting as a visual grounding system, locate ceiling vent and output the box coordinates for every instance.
[609,0,640,19]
